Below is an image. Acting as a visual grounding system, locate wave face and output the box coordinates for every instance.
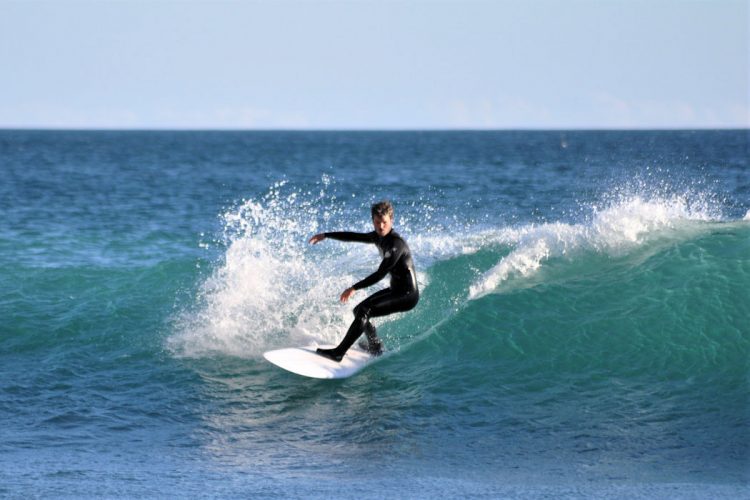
[1,130,748,497]
[165,175,750,490]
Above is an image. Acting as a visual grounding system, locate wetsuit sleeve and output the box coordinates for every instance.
[324,231,377,244]
[352,239,407,290]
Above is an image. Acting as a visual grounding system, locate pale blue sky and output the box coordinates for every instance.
[1,0,747,129]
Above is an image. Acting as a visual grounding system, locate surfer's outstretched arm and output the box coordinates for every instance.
[310,231,377,244]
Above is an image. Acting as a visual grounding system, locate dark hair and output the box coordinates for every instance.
[371,200,394,219]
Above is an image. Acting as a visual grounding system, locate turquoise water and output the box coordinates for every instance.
[1,130,748,497]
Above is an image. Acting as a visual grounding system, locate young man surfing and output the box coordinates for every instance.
[308,201,419,362]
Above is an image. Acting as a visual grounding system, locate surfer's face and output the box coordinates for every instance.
[372,214,393,237]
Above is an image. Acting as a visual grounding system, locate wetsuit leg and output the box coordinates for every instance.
[355,288,390,353]
[356,289,390,354]
[317,288,418,361]
[360,322,382,355]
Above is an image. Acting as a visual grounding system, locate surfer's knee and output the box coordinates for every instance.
[353,303,371,321]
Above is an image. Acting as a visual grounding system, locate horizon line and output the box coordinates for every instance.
[1,126,748,133]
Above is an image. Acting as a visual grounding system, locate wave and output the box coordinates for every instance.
[167,178,748,367]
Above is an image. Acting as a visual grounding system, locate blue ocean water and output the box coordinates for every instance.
[1,130,748,498]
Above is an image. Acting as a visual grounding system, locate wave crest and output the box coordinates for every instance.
[468,194,719,299]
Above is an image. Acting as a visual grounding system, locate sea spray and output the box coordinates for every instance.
[168,180,357,357]
[468,193,723,299]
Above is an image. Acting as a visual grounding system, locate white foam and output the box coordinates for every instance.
[468,195,718,299]
[169,182,357,358]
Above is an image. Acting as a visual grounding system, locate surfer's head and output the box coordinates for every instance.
[371,200,394,237]
[371,200,394,220]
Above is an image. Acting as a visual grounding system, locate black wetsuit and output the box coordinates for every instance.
[317,229,419,361]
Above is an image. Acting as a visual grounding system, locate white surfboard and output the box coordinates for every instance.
[263,345,374,379]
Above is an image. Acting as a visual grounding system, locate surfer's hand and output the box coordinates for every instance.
[340,287,356,303]
[309,233,325,245]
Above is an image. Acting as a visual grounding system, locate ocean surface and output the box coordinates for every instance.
[1,130,748,498]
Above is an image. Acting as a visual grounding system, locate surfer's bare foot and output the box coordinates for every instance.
[316,348,343,362]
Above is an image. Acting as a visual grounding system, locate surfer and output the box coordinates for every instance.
[309,200,419,362]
